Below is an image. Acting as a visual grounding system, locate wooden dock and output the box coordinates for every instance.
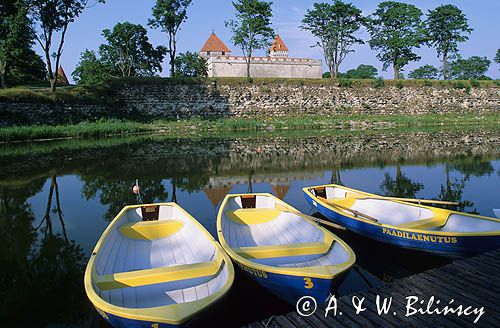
[245,249,500,328]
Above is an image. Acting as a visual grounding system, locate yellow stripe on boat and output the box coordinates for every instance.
[119,220,184,240]
[226,208,281,224]
[95,255,223,290]
[234,239,333,259]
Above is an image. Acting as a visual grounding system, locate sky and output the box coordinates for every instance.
[43,0,500,82]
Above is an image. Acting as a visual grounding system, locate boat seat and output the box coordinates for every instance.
[234,239,333,259]
[318,196,357,209]
[119,219,184,240]
[226,208,281,225]
[94,255,223,290]
[396,217,447,230]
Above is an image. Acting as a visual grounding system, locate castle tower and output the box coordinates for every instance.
[56,66,70,85]
[200,32,232,59]
[269,35,289,58]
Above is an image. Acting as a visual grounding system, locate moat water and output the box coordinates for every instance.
[0,129,499,327]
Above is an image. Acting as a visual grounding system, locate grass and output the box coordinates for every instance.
[0,84,118,105]
[1,113,499,143]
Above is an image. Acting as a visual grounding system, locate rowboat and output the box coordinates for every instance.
[85,203,234,328]
[217,193,355,304]
[303,184,500,256]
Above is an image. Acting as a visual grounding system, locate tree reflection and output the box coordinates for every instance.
[0,176,88,326]
[330,165,343,185]
[380,164,423,198]
[449,157,493,181]
[80,177,169,221]
[436,163,476,213]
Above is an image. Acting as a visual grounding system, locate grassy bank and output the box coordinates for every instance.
[1,113,499,143]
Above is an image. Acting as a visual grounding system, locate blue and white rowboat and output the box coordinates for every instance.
[303,184,500,257]
[217,193,355,305]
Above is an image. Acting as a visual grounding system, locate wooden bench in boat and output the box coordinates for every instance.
[234,233,334,259]
[119,219,184,240]
[396,216,448,230]
[95,255,223,291]
[226,208,282,225]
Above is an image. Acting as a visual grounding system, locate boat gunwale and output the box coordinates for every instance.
[84,202,234,325]
[216,193,356,279]
[303,184,500,237]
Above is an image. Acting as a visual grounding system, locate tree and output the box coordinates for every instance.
[99,22,167,77]
[368,1,425,80]
[29,0,105,92]
[0,0,46,88]
[71,50,111,85]
[495,48,500,70]
[226,0,275,78]
[174,51,208,77]
[148,0,192,77]
[344,64,378,79]
[425,4,472,80]
[301,1,365,79]
[448,56,491,80]
[408,65,439,79]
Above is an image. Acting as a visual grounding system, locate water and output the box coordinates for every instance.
[0,130,499,327]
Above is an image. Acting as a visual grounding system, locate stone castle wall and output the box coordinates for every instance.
[207,56,323,78]
[0,82,498,126]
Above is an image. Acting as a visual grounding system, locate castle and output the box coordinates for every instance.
[199,32,322,79]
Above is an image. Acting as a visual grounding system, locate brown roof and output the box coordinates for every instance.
[56,66,69,85]
[272,184,290,200]
[201,32,231,53]
[270,35,288,52]
[204,186,232,207]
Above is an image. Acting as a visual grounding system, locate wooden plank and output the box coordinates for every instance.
[389,281,464,328]
[415,273,499,322]
[438,265,500,292]
[268,315,299,328]
[311,307,344,328]
[362,291,410,327]
[429,270,500,299]
[374,285,435,327]
[464,256,500,271]
[406,276,481,328]
[286,311,324,328]
[343,292,400,328]
[401,276,474,328]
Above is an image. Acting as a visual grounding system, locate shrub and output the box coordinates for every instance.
[373,77,384,88]
[423,79,433,87]
[451,81,467,89]
[470,79,480,88]
[338,78,352,87]
[396,81,403,89]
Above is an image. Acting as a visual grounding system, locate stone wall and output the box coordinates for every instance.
[0,82,499,126]
[207,56,323,78]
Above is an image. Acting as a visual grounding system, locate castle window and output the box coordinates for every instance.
[222,52,225,55]
[207,51,211,55]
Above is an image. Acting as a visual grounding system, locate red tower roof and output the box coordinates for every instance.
[201,32,231,53]
[270,35,288,52]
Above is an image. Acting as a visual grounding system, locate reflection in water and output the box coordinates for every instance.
[0,178,89,326]
[0,132,499,327]
[80,177,169,221]
[380,164,423,198]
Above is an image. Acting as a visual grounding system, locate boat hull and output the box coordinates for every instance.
[235,261,344,305]
[94,307,180,328]
[304,190,500,257]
